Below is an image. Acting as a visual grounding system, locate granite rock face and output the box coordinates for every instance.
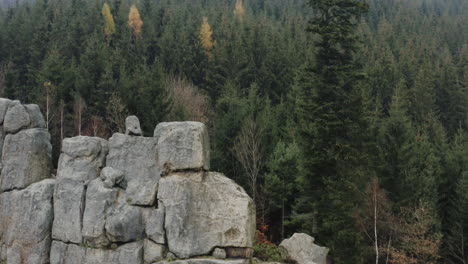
[279,233,329,264]
[50,240,144,264]
[1,128,52,191]
[0,179,55,264]
[106,133,159,206]
[81,178,117,248]
[154,122,210,172]
[158,171,256,258]
[57,136,108,182]
[0,102,257,264]
[52,178,86,244]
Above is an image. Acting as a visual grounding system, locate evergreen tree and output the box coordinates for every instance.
[293,0,369,262]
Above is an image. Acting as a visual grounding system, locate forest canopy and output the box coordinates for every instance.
[0,0,467,263]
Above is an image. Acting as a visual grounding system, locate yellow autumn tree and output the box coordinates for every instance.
[199,17,214,58]
[102,3,115,41]
[128,4,143,36]
[234,0,245,21]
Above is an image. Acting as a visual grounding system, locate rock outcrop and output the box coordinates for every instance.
[0,98,255,264]
[0,99,53,264]
[158,171,255,258]
[279,233,329,264]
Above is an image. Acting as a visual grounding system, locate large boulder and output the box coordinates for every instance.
[154,122,210,172]
[105,201,145,243]
[52,178,86,244]
[279,233,329,264]
[24,104,47,129]
[0,179,55,264]
[57,136,108,182]
[158,171,255,258]
[0,128,52,192]
[0,98,14,125]
[3,104,30,133]
[106,133,159,206]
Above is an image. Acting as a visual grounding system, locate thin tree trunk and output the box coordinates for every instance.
[385,237,391,264]
[60,102,64,143]
[374,184,379,264]
[46,92,49,129]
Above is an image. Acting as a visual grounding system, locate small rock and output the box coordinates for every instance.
[126,115,143,136]
[212,248,227,259]
[279,233,329,264]
[166,252,177,260]
[100,166,124,188]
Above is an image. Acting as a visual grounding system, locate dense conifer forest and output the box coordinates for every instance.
[0,0,467,263]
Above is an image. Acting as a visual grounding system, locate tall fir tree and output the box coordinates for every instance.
[293,0,369,262]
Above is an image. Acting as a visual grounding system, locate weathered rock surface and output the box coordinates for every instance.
[144,239,167,264]
[144,205,166,244]
[212,248,227,259]
[0,98,14,124]
[3,104,30,133]
[57,136,108,182]
[0,105,256,264]
[154,122,210,172]
[107,133,159,205]
[100,166,124,188]
[0,179,55,264]
[158,171,255,258]
[50,240,86,264]
[0,128,51,191]
[24,104,47,129]
[126,115,143,136]
[226,248,254,259]
[82,179,117,247]
[155,259,250,264]
[279,233,329,264]
[105,201,145,243]
[52,178,86,244]
[51,240,143,264]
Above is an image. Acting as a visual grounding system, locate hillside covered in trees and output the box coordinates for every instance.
[0,0,467,263]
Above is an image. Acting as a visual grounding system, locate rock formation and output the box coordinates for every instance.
[0,97,255,264]
[279,233,329,264]
[0,99,53,264]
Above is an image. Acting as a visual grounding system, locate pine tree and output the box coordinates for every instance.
[293,0,369,262]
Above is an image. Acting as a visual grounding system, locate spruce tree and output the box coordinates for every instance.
[294,0,369,262]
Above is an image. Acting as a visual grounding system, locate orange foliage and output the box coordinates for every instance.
[199,17,214,58]
[128,4,143,36]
